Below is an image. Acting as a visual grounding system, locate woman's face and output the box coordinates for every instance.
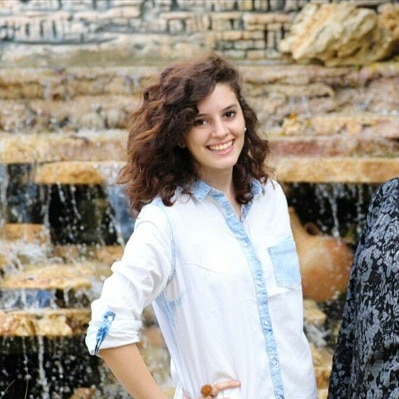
[184,83,246,181]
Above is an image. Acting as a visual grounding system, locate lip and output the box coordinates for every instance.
[208,140,234,152]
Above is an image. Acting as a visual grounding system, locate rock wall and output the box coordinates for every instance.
[0,61,398,184]
[0,0,397,67]
[0,0,310,62]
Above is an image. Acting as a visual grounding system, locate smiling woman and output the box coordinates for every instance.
[85,52,318,399]
[184,83,246,215]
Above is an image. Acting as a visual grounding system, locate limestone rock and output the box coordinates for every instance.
[69,387,96,399]
[0,223,50,245]
[34,161,124,185]
[318,389,328,399]
[310,344,333,390]
[0,249,8,269]
[52,244,123,265]
[280,3,399,66]
[281,112,399,138]
[304,299,327,326]
[33,157,399,185]
[1,262,108,290]
[379,3,399,40]
[274,157,399,184]
[0,131,127,164]
[0,309,90,336]
[269,135,399,158]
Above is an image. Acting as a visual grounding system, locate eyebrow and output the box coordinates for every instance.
[196,103,237,117]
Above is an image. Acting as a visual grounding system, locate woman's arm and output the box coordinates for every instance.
[101,343,241,399]
[100,343,169,399]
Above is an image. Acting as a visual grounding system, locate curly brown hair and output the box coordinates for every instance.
[118,52,272,213]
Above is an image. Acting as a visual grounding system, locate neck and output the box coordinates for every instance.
[201,171,234,197]
[200,173,241,219]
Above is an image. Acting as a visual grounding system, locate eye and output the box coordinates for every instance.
[193,118,206,126]
[225,110,236,119]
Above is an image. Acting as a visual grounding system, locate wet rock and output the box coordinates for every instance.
[280,3,399,66]
[0,131,127,164]
[281,112,399,138]
[1,262,108,291]
[34,161,124,185]
[69,387,96,399]
[0,223,50,245]
[275,157,399,184]
[52,244,123,267]
[311,345,333,391]
[0,309,90,337]
[304,299,327,327]
[79,112,106,130]
[269,135,399,158]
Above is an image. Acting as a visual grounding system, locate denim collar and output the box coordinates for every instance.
[191,179,264,202]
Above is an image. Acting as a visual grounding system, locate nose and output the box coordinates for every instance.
[212,118,228,137]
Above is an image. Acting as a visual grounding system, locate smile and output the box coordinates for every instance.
[209,140,233,152]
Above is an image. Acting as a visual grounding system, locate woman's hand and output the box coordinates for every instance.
[183,380,241,399]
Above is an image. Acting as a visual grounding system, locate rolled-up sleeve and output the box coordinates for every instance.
[85,202,174,355]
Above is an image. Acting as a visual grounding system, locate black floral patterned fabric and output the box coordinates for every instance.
[328,177,399,399]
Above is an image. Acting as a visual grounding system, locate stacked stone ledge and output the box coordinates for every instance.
[0,62,398,184]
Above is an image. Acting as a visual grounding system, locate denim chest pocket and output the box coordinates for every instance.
[268,237,301,289]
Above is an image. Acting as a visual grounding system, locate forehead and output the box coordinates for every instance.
[197,83,238,111]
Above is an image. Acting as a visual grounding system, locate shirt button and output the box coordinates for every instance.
[271,357,278,366]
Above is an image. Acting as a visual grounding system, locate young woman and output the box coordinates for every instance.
[86,53,317,399]
[328,177,399,398]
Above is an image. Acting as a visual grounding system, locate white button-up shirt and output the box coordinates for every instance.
[86,179,317,399]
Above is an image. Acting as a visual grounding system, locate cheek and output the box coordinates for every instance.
[185,130,207,149]
[185,138,199,156]
[237,129,245,144]
[185,140,203,162]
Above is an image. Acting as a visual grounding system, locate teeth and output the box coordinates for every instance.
[209,141,232,151]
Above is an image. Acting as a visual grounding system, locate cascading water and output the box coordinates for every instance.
[0,167,174,398]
